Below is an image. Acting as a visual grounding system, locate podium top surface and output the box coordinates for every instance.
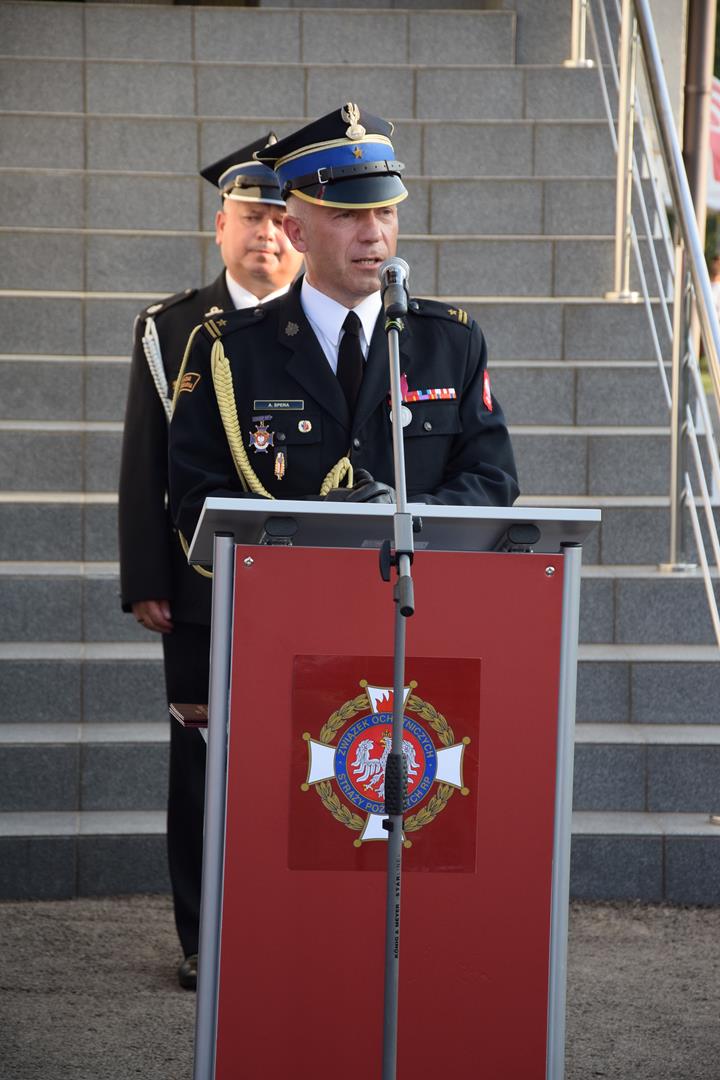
[188,498,600,564]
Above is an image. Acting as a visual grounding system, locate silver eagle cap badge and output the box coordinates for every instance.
[341,102,366,141]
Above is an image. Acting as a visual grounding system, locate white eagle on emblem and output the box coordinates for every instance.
[350,735,419,799]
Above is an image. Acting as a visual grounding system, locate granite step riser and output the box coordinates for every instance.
[0,233,659,299]
[0,573,716,644]
[0,831,716,905]
[0,430,678,496]
[0,296,671,361]
[0,5,518,66]
[571,833,720,905]
[0,114,615,177]
[2,738,716,815]
[0,59,609,123]
[0,833,170,902]
[0,174,646,238]
[5,500,714,566]
[1,657,718,725]
[0,360,671,426]
[0,742,168,814]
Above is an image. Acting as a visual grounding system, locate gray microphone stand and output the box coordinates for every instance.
[379,259,415,1080]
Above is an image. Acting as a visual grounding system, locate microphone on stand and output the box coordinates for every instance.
[379,257,410,317]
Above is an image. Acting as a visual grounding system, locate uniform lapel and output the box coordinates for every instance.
[354,309,413,432]
[278,279,351,427]
[202,271,233,314]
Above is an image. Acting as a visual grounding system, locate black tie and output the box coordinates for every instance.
[337,311,364,415]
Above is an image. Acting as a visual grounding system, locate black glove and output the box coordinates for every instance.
[324,469,396,504]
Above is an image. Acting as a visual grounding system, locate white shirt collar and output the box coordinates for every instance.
[300,277,382,356]
[225,270,290,310]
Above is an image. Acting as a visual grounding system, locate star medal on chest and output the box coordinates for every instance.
[249,417,274,453]
[388,372,412,427]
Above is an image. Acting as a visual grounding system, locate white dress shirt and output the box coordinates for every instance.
[300,277,382,374]
[225,269,290,311]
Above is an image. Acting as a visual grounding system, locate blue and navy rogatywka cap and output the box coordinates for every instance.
[199,132,285,206]
[254,104,407,210]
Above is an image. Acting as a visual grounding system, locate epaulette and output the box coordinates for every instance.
[143,287,197,320]
[200,304,266,342]
[407,297,472,327]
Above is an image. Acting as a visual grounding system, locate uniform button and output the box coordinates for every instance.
[276,432,286,442]
[352,437,361,450]
[423,420,433,432]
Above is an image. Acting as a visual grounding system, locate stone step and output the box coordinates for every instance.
[0,808,718,904]
[0,420,676,495]
[513,426,672,496]
[573,724,720,813]
[2,641,717,725]
[0,809,169,900]
[571,811,720,905]
[0,358,670,427]
[0,59,606,122]
[4,720,720,817]
[0,642,165,725]
[0,491,705,567]
[0,114,614,178]
[1,171,633,237]
[0,723,168,813]
[0,229,666,303]
[0,296,672,361]
[0,5,517,65]
[0,561,717,644]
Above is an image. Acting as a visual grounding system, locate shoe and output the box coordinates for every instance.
[178,953,198,990]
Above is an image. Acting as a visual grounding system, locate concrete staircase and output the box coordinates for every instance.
[1,0,718,903]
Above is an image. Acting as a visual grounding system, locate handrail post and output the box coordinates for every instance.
[606,0,640,301]
[661,237,695,572]
[564,0,595,68]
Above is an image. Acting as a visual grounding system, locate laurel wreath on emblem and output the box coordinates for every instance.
[313,685,457,837]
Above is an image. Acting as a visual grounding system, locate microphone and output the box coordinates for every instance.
[379,257,410,317]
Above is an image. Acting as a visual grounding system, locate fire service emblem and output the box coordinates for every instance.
[301,680,470,846]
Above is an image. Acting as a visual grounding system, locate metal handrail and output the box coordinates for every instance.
[587,0,720,646]
[632,0,720,399]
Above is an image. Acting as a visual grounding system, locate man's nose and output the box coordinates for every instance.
[357,211,383,240]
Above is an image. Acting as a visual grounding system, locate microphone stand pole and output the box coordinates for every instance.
[380,287,415,1080]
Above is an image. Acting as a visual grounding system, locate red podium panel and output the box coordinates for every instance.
[215,545,564,1079]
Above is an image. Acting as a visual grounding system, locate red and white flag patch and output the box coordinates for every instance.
[482,370,493,412]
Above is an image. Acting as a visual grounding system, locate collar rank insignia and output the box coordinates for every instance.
[249,418,274,453]
[341,102,366,141]
[204,305,224,317]
[284,321,300,337]
[302,680,470,846]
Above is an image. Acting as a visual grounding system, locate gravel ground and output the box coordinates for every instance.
[2,896,720,1079]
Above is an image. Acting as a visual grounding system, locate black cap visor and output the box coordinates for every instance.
[288,173,407,210]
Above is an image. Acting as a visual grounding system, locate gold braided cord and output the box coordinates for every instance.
[178,529,214,579]
[210,338,262,496]
[170,323,204,416]
[319,456,353,495]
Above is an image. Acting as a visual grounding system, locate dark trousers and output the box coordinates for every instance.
[162,621,210,959]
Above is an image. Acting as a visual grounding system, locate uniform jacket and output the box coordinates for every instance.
[119,272,234,624]
[169,277,519,542]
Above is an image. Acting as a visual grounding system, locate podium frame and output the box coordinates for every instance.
[189,500,600,1080]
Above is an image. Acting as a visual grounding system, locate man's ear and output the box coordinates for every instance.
[283,213,308,254]
[214,208,226,247]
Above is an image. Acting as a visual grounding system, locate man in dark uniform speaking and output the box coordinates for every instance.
[118,135,303,990]
[169,103,518,557]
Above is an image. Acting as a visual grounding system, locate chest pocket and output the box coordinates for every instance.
[403,401,462,438]
[271,413,323,448]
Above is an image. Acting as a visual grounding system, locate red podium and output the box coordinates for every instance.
[186,500,598,1080]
